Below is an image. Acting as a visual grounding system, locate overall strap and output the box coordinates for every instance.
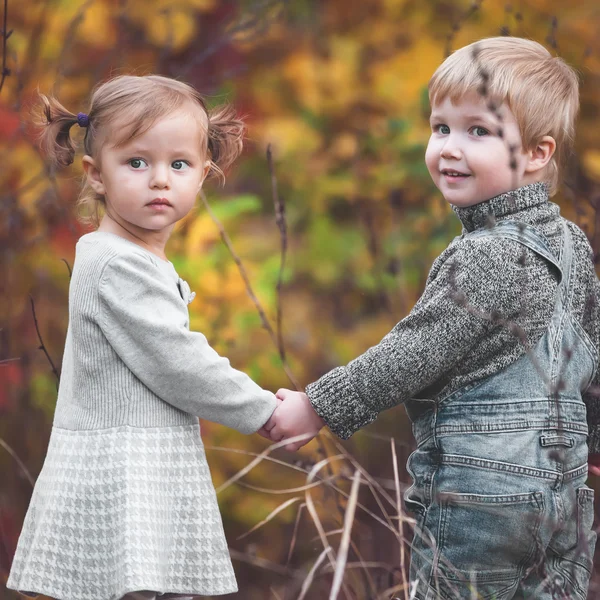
[466,219,575,311]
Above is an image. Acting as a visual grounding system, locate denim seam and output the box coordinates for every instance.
[440,454,559,480]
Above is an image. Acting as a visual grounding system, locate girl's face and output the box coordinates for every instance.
[83,107,210,244]
[425,93,534,208]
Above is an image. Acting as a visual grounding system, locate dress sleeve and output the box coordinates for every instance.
[305,240,523,439]
[97,251,276,434]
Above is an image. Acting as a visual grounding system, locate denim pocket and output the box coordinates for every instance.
[554,487,596,599]
[434,490,544,600]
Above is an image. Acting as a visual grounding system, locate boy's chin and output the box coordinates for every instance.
[441,193,487,209]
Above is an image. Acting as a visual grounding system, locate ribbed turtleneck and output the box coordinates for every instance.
[452,182,550,233]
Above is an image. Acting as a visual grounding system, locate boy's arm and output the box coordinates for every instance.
[305,240,527,439]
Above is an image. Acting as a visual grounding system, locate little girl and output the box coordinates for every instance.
[7,75,278,600]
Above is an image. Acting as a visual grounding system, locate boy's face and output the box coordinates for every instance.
[425,93,531,208]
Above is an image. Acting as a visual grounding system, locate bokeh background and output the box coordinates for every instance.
[2,1,600,598]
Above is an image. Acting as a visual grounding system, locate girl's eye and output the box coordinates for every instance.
[435,124,450,134]
[472,126,489,137]
[129,158,147,169]
[172,160,189,171]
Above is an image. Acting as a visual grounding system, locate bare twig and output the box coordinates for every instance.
[228,547,297,577]
[199,190,302,390]
[29,294,60,387]
[329,469,361,599]
[61,257,72,279]
[0,0,10,94]
[267,144,288,363]
[0,437,35,486]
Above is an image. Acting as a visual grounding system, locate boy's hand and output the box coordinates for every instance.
[588,453,600,476]
[267,388,325,451]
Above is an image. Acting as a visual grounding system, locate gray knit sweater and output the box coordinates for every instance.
[305,183,600,453]
[53,230,277,433]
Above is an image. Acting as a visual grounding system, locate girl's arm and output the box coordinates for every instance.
[97,251,276,434]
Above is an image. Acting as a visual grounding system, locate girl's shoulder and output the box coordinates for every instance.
[74,231,179,288]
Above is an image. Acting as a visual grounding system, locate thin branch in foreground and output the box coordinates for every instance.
[329,469,361,600]
[61,257,72,279]
[29,294,60,388]
[267,143,288,363]
[199,190,301,390]
[0,0,11,94]
[0,437,35,487]
[237,496,302,541]
[228,547,298,577]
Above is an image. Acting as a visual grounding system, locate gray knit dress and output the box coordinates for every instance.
[7,231,277,600]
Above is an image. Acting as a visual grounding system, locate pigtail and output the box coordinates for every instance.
[36,93,82,168]
[206,103,245,182]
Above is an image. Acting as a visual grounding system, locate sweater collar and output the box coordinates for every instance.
[452,182,549,232]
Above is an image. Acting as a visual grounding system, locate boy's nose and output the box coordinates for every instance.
[441,142,462,160]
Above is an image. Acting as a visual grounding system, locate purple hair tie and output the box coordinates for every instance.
[77,112,89,128]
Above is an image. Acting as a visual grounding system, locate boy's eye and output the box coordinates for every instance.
[172,160,189,171]
[472,126,489,137]
[129,158,147,169]
[435,124,450,134]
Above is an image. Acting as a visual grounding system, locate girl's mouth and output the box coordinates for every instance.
[147,198,172,210]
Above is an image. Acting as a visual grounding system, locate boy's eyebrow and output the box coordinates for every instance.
[429,112,498,124]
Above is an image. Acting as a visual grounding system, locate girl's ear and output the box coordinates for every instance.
[524,136,556,175]
[198,160,211,190]
[82,155,105,195]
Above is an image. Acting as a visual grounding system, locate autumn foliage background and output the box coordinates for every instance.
[2,1,600,598]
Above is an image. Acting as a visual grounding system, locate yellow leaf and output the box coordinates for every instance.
[255,116,321,158]
[79,2,116,48]
[185,214,220,256]
[146,9,197,51]
[583,150,600,180]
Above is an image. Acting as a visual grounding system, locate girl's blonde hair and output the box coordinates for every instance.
[38,75,245,227]
[429,37,579,195]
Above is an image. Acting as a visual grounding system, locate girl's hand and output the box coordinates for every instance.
[256,397,282,441]
[589,453,600,476]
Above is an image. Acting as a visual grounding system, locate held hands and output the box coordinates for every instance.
[257,389,325,451]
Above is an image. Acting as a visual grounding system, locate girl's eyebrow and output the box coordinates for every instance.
[122,146,197,156]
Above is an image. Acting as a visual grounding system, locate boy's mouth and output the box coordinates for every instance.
[441,169,470,178]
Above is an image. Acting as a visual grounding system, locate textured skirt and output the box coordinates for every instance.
[7,423,238,600]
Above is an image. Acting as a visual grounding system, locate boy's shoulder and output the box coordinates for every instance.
[441,224,530,263]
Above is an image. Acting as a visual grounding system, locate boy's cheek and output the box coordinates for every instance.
[424,144,440,179]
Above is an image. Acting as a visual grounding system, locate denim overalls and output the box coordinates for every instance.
[404,220,598,600]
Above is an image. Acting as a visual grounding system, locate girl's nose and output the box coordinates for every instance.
[150,164,170,188]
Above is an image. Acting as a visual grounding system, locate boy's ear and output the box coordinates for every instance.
[82,155,106,195]
[524,136,556,175]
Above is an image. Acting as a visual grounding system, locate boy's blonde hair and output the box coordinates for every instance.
[38,75,244,227]
[429,37,579,196]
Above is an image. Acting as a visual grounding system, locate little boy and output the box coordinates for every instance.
[263,37,600,598]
